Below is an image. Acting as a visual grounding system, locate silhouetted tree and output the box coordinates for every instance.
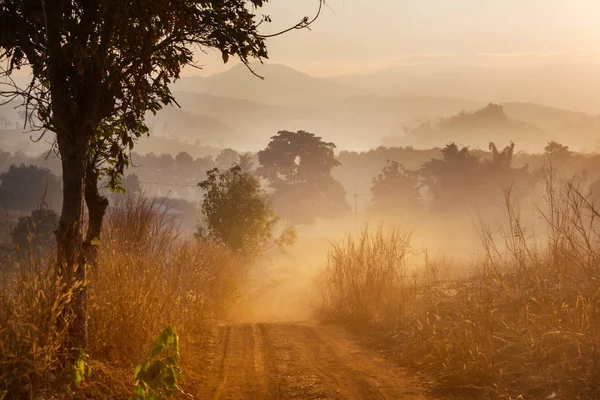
[544,141,571,163]
[422,142,531,212]
[258,130,350,225]
[123,174,142,195]
[421,143,480,209]
[238,152,255,173]
[12,208,59,252]
[370,161,421,214]
[0,165,62,211]
[175,151,194,169]
[215,148,240,170]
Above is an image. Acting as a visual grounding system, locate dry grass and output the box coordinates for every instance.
[0,195,242,399]
[318,173,600,399]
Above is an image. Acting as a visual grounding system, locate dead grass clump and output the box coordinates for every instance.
[88,195,241,364]
[318,174,600,399]
[318,225,413,328]
[0,252,77,398]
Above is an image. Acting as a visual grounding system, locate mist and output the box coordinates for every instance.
[3,1,600,398]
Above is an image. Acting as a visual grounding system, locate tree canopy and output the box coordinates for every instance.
[370,161,421,215]
[422,142,531,212]
[0,164,62,211]
[12,208,59,252]
[258,130,350,225]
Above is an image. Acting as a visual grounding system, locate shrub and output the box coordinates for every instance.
[11,208,59,252]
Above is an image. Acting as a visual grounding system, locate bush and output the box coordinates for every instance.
[11,208,58,252]
[0,164,62,212]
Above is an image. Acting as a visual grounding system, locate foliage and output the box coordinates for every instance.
[0,0,298,183]
[258,130,350,225]
[370,161,421,214]
[544,141,571,162]
[438,103,509,130]
[215,148,240,169]
[11,208,58,251]
[421,142,531,212]
[0,164,62,212]
[130,326,183,400]
[198,166,293,262]
[71,350,91,387]
[123,173,142,195]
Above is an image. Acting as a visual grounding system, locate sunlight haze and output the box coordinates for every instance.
[188,0,600,76]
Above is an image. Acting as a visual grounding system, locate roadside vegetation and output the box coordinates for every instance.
[318,172,600,399]
[0,195,244,398]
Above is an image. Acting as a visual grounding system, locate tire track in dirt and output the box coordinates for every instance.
[212,324,262,400]
[200,322,426,400]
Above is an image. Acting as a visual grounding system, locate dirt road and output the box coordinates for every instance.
[192,322,427,399]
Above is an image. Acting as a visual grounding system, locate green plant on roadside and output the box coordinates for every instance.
[72,350,91,386]
[130,326,183,400]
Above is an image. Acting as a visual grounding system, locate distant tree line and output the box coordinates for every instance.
[2,137,599,254]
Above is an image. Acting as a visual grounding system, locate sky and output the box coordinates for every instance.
[188,0,600,77]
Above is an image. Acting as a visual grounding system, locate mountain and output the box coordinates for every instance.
[383,103,550,151]
[500,102,600,151]
[330,61,600,115]
[3,61,600,155]
[173,63,365,109]
[145,106,240,148]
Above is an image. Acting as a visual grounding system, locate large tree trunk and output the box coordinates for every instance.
[56,130,91,355]
[84,161,109,266]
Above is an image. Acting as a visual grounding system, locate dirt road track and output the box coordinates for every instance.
[193,322,427,399]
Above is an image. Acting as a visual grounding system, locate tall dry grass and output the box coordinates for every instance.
[0,195,242,398]
[318,173,600,399]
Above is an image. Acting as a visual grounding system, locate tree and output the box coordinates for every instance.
[421,143,480,209]
[422,142,531,212]
[370,161,421,215]
[1,0,322,353]
[544,141,571,163]
[123,173,141,195]
[258,130,350,225]
[12,208,59,252]
[175,151,194,170]
[238,152,255,173]
[215,148,240,169]
[198,166,294,262]
[0,164,62,211]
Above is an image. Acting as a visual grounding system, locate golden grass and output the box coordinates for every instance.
[0,195,242,399]
[318,174,600,399]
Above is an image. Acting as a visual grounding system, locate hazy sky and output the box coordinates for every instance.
[190,0,600,76]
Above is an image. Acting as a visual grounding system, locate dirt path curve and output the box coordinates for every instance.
[193,322,427,400]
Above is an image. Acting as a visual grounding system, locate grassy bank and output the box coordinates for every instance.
[318,176,600,399]
[0,195,242,398]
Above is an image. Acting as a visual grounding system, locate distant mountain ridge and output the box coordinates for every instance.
[2,61,600,155]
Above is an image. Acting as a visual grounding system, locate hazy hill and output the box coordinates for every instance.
[145,106,240,148]
[330,61,600,115]
[501,102,600,151]
[173,63,364,109]
[3,61,600,154]
[384,103,550,150]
